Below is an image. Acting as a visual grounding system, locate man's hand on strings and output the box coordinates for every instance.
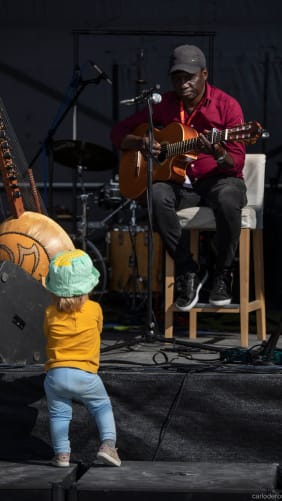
[140,136,161,159]
[120,134,161,159]
[198,130,226,158]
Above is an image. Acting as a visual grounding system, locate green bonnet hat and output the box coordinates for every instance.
[45,249,100,297]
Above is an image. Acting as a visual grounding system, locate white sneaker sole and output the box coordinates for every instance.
[97,451,121,467]
[51,459,70,467]
[174,272,208,312]
[209,298,232,306]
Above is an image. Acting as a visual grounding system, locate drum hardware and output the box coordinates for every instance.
[124,201,144,307]
[73,188,142,300]
[78,192,92,251]
[72,191,107,299]
[27,69,117,221]
[129,200,137,227]
[99,178,123,209]
[86,197,132,237]
[69,178,161,307]
[82,192,163,306]
[108,198,140,296]
[52,140,116,172]
[108,223,162,300]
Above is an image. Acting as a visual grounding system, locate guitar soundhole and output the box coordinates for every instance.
[158,147,167,162]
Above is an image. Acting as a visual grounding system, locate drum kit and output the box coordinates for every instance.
[52,138,163,301]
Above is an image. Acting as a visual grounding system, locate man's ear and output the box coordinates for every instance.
[202,69,208,80]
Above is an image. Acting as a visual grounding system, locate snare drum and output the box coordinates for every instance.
[108,226,163,293]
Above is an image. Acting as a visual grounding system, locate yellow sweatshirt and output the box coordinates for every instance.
[44,299,103,373]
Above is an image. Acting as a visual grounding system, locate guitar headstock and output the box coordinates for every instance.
[227,121,267,144]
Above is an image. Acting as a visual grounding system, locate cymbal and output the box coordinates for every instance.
[52,140,116,171]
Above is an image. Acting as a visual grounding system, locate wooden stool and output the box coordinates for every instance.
[164,154,267,348]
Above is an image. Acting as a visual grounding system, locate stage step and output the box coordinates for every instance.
[71,461,279,500]
[0,460,77,501]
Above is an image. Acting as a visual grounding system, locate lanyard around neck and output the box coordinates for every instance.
[180,95,205,126]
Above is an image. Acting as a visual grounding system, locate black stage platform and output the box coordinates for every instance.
[1,325,282,499]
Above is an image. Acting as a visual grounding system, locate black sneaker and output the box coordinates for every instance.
[209,270,232,306]
[174,271,208,312]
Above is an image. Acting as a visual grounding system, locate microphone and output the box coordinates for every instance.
[88,60,112,85]
[120,90,162,106]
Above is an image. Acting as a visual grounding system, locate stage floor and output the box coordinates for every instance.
[0,460,279,500]
[1,299,282,500]
[99,298,282,370]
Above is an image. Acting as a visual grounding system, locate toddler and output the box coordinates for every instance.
[43,248,121,467]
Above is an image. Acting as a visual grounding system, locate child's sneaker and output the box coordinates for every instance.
[97,444,121,467]
[51,453,70,467]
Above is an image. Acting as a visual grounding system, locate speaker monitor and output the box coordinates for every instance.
[0,261,51,365]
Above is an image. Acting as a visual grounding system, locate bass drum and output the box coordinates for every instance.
[0,211,74,282]
[108,226,163,293]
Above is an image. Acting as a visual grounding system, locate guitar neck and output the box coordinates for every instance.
[165,129,227,158]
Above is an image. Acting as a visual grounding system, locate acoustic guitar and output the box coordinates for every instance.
[119,121,265,200]
[0,98,74,282]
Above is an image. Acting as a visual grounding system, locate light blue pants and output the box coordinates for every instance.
[44,367,117,454]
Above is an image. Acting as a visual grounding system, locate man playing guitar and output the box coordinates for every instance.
[111,44,248,310]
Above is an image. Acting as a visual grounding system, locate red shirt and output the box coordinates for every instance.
[111,82,246,182]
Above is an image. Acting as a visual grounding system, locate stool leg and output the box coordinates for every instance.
[253,229,266,341]
[189,230,199,339]
[189,310,198,339]
[239,229,250,347]
[165,252,174,338]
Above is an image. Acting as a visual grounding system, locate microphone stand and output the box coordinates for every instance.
[144,92,156,342]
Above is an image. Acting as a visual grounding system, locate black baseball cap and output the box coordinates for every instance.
[169,45,207,74]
